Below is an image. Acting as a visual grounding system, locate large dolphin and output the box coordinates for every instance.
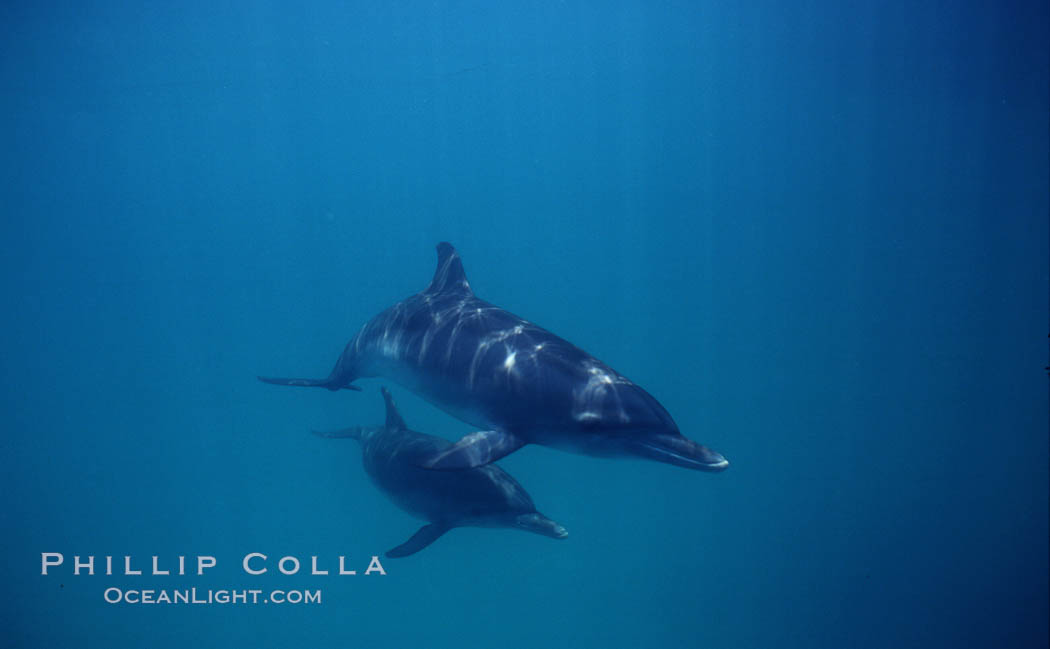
[261,243,728,473]
[316,387,568,557]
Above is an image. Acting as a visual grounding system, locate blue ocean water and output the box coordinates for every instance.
[2,1,1047,647]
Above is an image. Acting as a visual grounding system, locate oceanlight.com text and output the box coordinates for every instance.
[102,587,322,605]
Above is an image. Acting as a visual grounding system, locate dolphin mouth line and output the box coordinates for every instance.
[531,524,569,540]
[636,442,729,472]
[705,458,730,471]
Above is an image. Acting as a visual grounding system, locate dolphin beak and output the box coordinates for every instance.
[516,513,569,539]
[635,434,729,472]
[700,450,729,472]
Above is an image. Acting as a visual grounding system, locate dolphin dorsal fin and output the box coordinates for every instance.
[424,242,472,296]
[380,387,408,431]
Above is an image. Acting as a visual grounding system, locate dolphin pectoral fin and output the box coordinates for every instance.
[419,430,526,470]
[386,524,451,558]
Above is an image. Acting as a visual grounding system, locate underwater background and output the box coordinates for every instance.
[2,1,1047,647]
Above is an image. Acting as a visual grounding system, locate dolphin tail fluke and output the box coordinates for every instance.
[418,430,526,470]
[311,427,366,440]
[257,375,362,391]
[386,523,451,558]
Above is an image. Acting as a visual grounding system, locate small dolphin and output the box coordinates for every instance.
[316,387,568,558]
[261,243,728,473]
